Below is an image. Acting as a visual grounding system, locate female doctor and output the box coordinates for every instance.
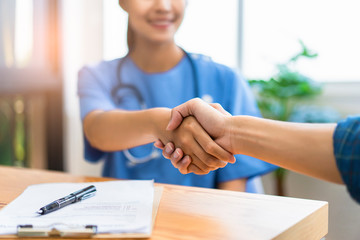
[78,0,277,192]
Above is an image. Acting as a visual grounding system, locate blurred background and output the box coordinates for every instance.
[0,0,359,239]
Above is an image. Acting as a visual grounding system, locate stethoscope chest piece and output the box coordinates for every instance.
[124,148,161,167]
[201,94,213,103]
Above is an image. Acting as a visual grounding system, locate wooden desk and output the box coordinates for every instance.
[0,166,328,240]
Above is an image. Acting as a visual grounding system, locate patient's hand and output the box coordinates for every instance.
[155,99,235,174]
[154,140,190,174]
[157,116,232,174]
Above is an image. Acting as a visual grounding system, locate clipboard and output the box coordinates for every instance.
[1,186,163,239]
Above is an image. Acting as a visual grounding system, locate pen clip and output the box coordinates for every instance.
[79,192,96,201]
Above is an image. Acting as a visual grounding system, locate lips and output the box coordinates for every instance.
[149,18,176,28]
[152,20,172,25]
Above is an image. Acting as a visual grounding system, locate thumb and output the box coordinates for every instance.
[209,103,232,116]
[167,98,202,130]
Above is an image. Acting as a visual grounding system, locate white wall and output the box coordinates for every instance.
[61,0,104,177]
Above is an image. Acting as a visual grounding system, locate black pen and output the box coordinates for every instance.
[36,185,96,215]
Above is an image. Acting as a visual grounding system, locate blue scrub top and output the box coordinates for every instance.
[78,53,277,192]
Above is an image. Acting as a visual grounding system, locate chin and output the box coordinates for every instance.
[149,34,176,45]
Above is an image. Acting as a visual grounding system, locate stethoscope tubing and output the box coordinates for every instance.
[112,50,199,166]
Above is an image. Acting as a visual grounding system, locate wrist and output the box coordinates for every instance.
[148,107,172,140]
[227,115,256,155]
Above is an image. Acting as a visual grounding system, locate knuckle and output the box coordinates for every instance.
[204,156,218,167]
[204,142,216,154]
[192,98,201,104]
[179,136,191,147]
[202,155,213,165]
[182,118,197,131]
[213,103,221,109]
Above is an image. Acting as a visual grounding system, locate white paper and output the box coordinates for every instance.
[0,180,154,235]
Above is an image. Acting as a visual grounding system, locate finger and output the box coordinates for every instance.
[174,128,218,172]
[162,142,175,159]
[172,117,232,171]
[167,98,225,140]
[209,103,232,116]
[195,129,235,164]
[171,148,184,163]
[168,148,184,169]
[188,162,209,175]
[176,155,192,174]
[176,155,212,175]
[167,98,203,131]
[184,117,235,164]
[154,140,165,149]
[188,152,214,173]
[165,147,188,174]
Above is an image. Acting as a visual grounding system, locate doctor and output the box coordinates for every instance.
[78,0,276,192]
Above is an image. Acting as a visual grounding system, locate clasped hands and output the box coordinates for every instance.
[155,98,235,175]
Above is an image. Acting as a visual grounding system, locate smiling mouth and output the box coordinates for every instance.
[149,18,176,28]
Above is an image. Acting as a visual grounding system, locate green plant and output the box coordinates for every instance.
[248,40,323,196]
[0,97,27,167]
[249,41,322,121]
[0,99,13,166]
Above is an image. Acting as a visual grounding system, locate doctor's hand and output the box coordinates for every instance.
[154,98,235,174]
[154,108,234,175]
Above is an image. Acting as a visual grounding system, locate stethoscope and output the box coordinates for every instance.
[111,50,211,166]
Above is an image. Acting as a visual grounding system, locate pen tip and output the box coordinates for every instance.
[36,210,43,215]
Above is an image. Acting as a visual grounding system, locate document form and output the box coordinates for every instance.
[0,181,154,235]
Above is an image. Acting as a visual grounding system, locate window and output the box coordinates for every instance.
[103,0,239,68]
[0,0,63,170]
[103,0,360,83]
[0,0,33,68]
[242,0,360,82]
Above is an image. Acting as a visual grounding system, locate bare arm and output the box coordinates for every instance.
[83,108,163,151]
[228,116,342,184]
[162,98,343,184]
[83,107,234,174]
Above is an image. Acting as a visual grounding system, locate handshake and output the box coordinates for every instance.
[155,98,342,187]
[154,98,238,175]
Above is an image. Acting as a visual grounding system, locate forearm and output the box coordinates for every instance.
[84,108,170,151]
[229,116,343,184]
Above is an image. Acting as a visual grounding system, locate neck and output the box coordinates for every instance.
[129,41,184,73]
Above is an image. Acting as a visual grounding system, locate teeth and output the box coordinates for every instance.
[152,21,171,25]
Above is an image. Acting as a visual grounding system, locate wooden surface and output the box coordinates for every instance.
[0,166,328,240]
